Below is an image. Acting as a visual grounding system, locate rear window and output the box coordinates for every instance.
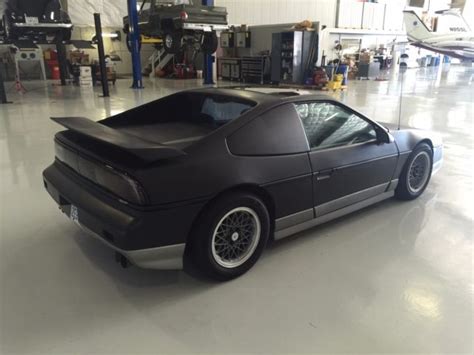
[105,92,256,129]
[201,96,253,124]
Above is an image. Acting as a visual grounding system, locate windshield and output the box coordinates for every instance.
[139,1,151,11]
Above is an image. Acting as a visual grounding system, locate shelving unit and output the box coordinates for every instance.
[280,33,295,83]
[271,31,317,85]
[219,57,241,81]
[241,56,267,84]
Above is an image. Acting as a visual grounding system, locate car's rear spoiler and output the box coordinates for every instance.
[51,116,186,162]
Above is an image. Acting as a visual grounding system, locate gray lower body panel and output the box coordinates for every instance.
[432,145,443,175]
[274,180,398,240]
[275,208,314,230]
[79,224,185,270]
[315,182,389,216]
[275,191,395,240]
[432,159,443,175]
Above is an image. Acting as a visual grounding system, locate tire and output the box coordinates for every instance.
[63,28,72,41]
[190,192,270,281]
[163,31,182,54]
[57,28,71,42]
[201,31,218,54]
[395,143,433,200]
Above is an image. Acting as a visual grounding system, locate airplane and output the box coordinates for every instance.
[403,9,474,61]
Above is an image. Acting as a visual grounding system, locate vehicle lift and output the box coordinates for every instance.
[0,68,10,104]
[0,13,110,104]
[125,0,215,88]
[0,37,80,104]
[2,0,218,102]
[127,0,143,88]
[202,0,215,85]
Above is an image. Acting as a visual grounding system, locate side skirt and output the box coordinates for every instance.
[274,191,395,240]
[315,182,389,217]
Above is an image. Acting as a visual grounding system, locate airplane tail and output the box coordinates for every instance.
[435,9,472,33]
[403,10,432,41]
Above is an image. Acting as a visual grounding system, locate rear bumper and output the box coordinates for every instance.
[12,23,73,29]
[43,163,206,270]
[79,225,185,270]
[182,23,228,32]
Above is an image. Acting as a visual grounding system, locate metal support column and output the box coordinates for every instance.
[127,0,143,89]
[202,0,215,85]
[94,13,110,97]
[56,41,68,86]
[0,67,11,104]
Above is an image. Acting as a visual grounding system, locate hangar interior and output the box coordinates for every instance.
[0,0,473,354]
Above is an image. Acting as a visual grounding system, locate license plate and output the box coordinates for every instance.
[70,205,79,224]
[25,16,39,25]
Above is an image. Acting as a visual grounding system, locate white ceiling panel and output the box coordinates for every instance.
[68,0,128,27]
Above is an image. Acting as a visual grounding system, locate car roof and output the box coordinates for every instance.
[184,87,333,105]
[233,87,316,96]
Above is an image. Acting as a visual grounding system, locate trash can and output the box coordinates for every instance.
[52,66,60,80]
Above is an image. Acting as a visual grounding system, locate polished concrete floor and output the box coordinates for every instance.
[0,65,472,354]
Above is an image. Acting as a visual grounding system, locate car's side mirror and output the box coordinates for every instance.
[375,127,394,144]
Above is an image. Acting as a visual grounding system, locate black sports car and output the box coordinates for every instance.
[2,0,72,41]
[43,88,443,280]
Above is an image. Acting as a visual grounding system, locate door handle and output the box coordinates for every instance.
[315,168,335,181]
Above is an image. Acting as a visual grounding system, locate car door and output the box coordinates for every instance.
[294,101,399,217]
[226,103,314,230]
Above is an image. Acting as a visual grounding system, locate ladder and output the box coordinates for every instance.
[149,48,174,76]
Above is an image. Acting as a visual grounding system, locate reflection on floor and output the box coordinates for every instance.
[0,64,472,354]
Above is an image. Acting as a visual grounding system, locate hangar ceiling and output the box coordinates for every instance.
[68,0,127,27]
[1,0,472,29]
[0,0,126,27]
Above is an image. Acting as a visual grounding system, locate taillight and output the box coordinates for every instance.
[180,11,188,21]
[55,142,149,205]
[103,165,149,205]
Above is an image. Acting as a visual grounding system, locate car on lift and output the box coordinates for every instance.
[2,0,73,41]
[123,0,228,54]
[43,88,443,281]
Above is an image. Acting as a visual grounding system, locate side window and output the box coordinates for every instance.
[295,102,377,150]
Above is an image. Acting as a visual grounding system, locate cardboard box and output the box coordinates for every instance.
[70,51,90,65]
[79,78,93,87]
[80,66,92,76]
[359,53,374,64]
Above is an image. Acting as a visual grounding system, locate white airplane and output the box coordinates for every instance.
[403,10,474,61]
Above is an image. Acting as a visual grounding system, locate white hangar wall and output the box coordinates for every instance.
[214,0,337,28]
[68,0,128,27]
[0,0,127,27]
[4,0,472,29]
